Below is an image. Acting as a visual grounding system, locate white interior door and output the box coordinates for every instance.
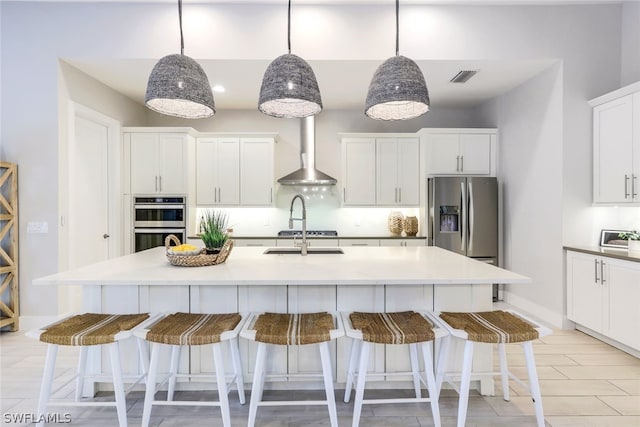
[69,115,110,268]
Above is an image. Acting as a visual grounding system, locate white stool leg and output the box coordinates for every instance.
[421,341,441,427]
[435,334,451,395]
[352,341,370,427]
[36,344,58,427]
[137,337,150,379]
[498,343,510,401]
[75,346,88,402]
[167,345,181,401]
[319,341,338,427]
[212,343,231,427]
[409,343,422,399]
[141,342,160,427]
[248,342,268,427]
[456,340,474,427]
[344,338,361,403]
[523,341,545,427]
[229,336,246,405]
[108,342,128,427]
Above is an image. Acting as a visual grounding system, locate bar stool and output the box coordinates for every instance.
[26,312,153,427]
[240,311,344,427]
[135,312,246,427]
[342,311,447,427]
[436,309,552,427]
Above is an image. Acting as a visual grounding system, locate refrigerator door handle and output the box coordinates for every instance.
[460,181,466,253]
[468,181,474,252]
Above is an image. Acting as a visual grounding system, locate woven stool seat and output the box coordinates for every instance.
[253,312,334,345]
[350,311,436,344]
[39,313,150,346]
[439,310,539,344]
[145,312,241,346]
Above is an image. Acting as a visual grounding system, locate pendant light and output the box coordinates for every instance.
[258,0,322,118]
[365,0,429,121]
[145,0,215,119]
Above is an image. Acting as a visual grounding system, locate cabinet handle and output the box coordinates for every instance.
[594,259,599,283]
[456,155,460,172]
[155,176,158,192]
[159,176,162,192]
[625,174,630,198]
[633,175,638,198]
[270,188,273,203]
[399,187,402,203]
[218,188,221,203]
[460,156,464,172]
[600,261,606,284]
[394,187,398,203]
[352,243,369,246]
[343,188,346,203]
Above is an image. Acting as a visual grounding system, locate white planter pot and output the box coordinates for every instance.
[628,240,640,253]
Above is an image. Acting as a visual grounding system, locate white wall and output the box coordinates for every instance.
[0,2,626,319]
[621,1,640,86]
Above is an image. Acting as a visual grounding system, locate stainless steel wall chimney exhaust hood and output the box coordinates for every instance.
[277,116,337,186]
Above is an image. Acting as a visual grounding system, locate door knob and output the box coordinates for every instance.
[103,233,110,239]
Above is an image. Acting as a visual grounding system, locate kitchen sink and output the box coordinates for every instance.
[263,247,344,255]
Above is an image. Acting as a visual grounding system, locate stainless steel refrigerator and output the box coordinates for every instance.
[427,177,501,300]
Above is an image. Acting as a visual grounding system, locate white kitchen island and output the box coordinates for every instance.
[34,245,530,395]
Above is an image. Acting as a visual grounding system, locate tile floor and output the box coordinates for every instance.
[1,325,639,426]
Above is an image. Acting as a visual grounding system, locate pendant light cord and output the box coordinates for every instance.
[287,0,292,54]
[179,0,185,55]
[395,0,399,56]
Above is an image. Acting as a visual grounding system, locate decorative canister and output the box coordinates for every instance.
[403,216,418,237]
[628,239,640,253]
[387,211,404,236]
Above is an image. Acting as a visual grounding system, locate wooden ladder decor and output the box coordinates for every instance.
[0,162,19,331]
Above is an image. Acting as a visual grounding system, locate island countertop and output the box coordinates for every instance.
[34,245,530,286]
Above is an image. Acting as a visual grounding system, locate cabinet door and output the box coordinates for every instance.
[567,252,603,333]
[157,134,187,194]
[342,138,376,205]
[593,95,634,203]
[397,138,420,204]
[240,138,274,205]
[216,138,240,205]
[196,138,218,204]
[459,134,491,175]
[427,134,460,174]
[605,258,640,350]
[376,139,399,205]
[130,133,159,194]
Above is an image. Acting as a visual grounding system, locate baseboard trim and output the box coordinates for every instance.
[501,291,572,329]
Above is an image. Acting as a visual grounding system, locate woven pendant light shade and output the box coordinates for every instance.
[365,55,429,121]
[145,54,215,119]
[258,54,322,118]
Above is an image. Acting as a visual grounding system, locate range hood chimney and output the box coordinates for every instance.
[277,116,337,186]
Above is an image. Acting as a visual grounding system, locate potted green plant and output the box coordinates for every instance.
[618,230,640,252]
[200,209,229,254]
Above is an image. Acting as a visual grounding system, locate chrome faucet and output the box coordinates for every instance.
[288,194,308,256]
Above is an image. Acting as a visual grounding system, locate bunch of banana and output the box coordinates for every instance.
[171,244,199,252]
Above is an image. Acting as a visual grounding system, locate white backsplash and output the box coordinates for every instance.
[192,186,423,237]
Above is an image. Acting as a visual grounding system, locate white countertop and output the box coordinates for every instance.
[33,246,530,287]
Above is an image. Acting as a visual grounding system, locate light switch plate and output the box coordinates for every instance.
[27,222,48,234]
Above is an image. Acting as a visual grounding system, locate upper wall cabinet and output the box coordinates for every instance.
[196,136,274,206]
[341,135,420,206]
[589,82,640,205]
[423,130,497,176]
[126,130,192,195]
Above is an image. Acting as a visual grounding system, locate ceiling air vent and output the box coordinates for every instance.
[450,70,478,83]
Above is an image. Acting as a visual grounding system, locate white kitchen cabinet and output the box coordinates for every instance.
[339,239,380,247]
[240,138,274,205]
[342,137,376,205]
[590,84,640,204]
[128,132,190,194]
[379,239,426,247]
[426,133,493,175]
[376,138,420,205]
[566,250,640,351]
[196,136,275,206]
[196,137,240,205]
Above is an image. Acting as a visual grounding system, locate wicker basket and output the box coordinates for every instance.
[403,216,418,237]
[165,235,233,267]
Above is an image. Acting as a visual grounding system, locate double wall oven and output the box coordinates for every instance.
[133,196,186,252]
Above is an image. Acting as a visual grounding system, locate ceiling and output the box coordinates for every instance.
[67,58,556,110]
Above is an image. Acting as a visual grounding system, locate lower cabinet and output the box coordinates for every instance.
[566,250,640,351]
